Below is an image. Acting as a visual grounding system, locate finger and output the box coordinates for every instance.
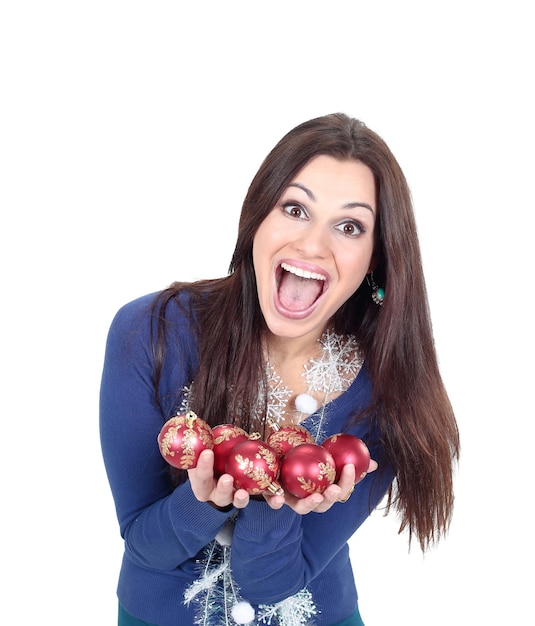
[188,450,217,501]
[193,449,216,479]
[304,482,344,513]
[263,493,285,510]
[232,488,250,509]
[285,492,326,515]
[338,463,356,489]
[333,464,356,505]
[208,474,236,509]
[216,474,235,499]
[368,458,378,473]
[322,483,343,505]
[337,483,355,503]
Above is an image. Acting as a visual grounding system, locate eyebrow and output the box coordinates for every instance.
[287,182,375,215]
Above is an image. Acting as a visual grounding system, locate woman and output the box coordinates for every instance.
[100,112,460,625]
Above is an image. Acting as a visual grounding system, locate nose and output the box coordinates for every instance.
[293,222,329,259]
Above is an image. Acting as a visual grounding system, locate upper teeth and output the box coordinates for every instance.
[281,262,326,281]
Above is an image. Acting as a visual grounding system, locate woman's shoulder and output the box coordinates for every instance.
[114,290,160,315]
[112,289,192,325]
[106,289,194,349]
[107,291,159,336]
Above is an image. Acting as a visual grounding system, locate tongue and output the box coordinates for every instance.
[278,271,323,311]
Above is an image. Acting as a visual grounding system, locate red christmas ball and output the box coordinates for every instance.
[211,424,250,477]
[157,411,213,469]
[225,439,283,495]
[266,423,315,457]
[280,443,336,499]
[321,433,371,483]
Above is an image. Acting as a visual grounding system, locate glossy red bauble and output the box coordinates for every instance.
[321,433,371,483]
[211,424,250,477]
[266,423,315,457]
[279,443,336,499]
[157,411,213,469]
[225,439,283,495]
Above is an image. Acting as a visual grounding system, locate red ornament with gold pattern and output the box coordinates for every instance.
[211,424,250,477]
[279,443,336,498]
[157,411,213,469]
[224,438,283,495]
[265,422,315,457]
[321,433,371,483]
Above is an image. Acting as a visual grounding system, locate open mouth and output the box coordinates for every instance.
[276,262,327,313]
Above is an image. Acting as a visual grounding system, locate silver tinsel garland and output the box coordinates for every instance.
[184,520,318,625]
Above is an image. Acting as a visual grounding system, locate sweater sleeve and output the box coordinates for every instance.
[99,294,234,571]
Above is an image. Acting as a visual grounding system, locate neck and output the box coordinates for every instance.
[264,329,325,364]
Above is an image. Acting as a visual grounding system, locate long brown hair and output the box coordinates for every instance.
[152,113,459,551]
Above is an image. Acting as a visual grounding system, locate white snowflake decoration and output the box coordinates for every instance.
[303,330,362,394]
[264,367,293,426]
[257,589,318,626]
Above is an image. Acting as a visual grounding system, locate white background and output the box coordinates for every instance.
[1,2,533,624]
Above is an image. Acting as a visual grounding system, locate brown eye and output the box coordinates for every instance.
[335,220,365,237]
[281,202,307,219]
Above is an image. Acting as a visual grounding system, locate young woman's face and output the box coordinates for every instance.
[253,155,377,342]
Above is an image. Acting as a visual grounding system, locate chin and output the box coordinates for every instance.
[263,309,328,341]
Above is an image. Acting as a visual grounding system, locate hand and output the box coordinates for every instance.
[187,449,250,510]
[264,458,378,514]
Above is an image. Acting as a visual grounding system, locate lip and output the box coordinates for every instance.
[273,259,330,320]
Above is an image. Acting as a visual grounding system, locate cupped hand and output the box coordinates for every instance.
[187,449,250,509]
[265,458,378,514]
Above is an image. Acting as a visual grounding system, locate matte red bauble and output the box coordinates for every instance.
[211,424,250,477]
[157,411,213,469]
[321,433,371,483]
[266,423,315,457]
[280,443,336,499]
[225,439,283,495]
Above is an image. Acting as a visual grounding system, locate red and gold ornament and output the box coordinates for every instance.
[211,424,250,477]
[157,411,213,469]
[279,443,336,499]
[225,438,283,495]
[321,433,371,483]
[265,422,315,457]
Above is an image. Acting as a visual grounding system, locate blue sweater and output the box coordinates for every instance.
[99,292,394,625]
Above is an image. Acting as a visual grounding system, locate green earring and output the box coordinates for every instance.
[367,272,384,306]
